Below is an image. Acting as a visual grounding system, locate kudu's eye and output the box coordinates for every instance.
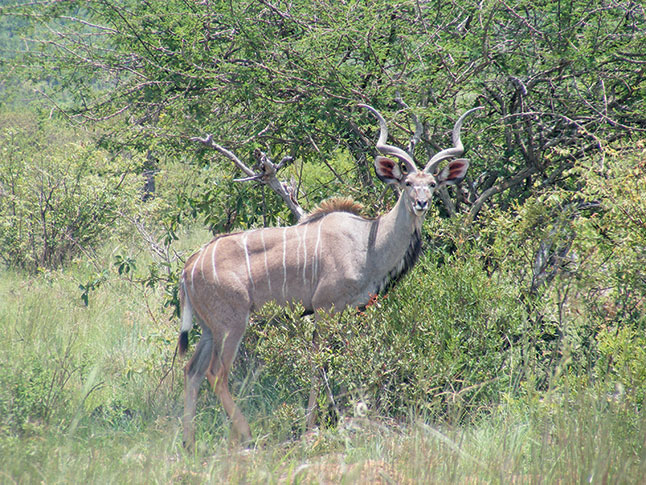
[430,181,437,188]
[405,181,412,187]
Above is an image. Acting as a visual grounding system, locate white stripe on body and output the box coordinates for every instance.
[191,246,205,292]
[302,223,308,285]
[242,232,255,292]
[312,221,323,286]
[282,227,288,299]
[260,230,271,292]
[211,238,220,284]
[295,226,303,287]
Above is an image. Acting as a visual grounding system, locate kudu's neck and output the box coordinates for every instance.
[381,189,422,239]
[369,190,423,287]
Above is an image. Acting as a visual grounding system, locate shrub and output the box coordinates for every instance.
[0,112,141,271]
[246,245,530,426]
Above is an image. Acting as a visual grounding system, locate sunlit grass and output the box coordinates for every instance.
[1,250,645,484]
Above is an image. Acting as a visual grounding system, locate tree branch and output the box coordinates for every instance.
[394,94,423,155]
[468,165,537,222]
[191,135,305,221]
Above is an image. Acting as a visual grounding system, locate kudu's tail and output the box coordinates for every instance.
[178,275,193,357]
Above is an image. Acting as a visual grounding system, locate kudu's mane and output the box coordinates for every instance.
[300,196,366,224]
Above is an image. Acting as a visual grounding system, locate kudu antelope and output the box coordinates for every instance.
[178,104,481,447]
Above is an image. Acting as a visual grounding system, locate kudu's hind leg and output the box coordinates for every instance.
[206,323,252,444]
[183,325,213,450]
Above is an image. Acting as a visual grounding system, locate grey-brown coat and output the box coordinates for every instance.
[178,104,481,447]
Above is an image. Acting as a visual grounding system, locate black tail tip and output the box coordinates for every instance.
[178,331,189,356]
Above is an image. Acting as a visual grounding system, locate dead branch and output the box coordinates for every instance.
[468,165,537,222]
[192,134,306,221]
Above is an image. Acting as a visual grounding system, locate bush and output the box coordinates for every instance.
[245,243,530,426]
[241,144,646,428]
[576,144,646,410]
[0,112,141,271]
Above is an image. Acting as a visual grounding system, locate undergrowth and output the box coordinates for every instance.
[1,225,645,483]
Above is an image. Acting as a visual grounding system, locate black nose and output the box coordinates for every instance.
[417,200,428,209]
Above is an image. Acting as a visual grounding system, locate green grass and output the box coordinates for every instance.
[1,253,645,484]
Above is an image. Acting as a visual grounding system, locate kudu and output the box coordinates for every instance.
[178,104,481,447]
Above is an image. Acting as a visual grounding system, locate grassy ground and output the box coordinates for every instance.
[1,253,645,484]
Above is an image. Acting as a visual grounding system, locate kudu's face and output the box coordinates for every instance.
[374,155,469,217]
[401,171,437,216]
[364,103,480,219]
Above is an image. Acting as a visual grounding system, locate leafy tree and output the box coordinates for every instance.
[3,0,644,221]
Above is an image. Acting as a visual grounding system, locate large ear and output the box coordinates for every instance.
[374,156,405,185]
[437,158,469,186]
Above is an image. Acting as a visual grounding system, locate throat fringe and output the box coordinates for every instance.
[378,227,422,296]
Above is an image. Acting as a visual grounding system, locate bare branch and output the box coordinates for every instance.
[191,135,305,221]
[58,16,119,34]
[274,155,294,172]
[254,150,306,221]
[191,134,256,177]
[233,175,263,183]
[468,166,537,222]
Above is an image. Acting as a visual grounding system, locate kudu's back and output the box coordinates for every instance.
[180,204,378,327]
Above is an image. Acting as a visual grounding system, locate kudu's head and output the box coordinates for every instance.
[360,104,482,217]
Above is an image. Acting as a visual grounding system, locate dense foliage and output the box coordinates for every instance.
[3,1,645,218]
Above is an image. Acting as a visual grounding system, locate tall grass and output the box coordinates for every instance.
[1,252,645,483]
